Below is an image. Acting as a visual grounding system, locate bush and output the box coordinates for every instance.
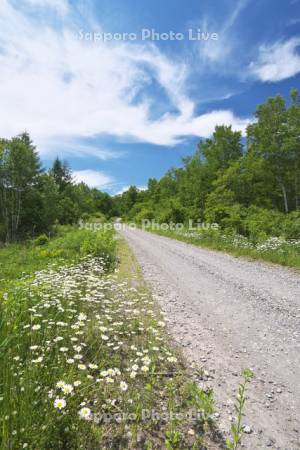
[281,210,300,239]
[33,234,50,246]
[242,206,285,241]
[44,229,116,269]
[79,229,116,269]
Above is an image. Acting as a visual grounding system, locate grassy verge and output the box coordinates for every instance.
[0,227,225,449]
[145,228,300,270]
[0,226,116,285]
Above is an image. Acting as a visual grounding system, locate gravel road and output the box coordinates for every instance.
[120,227,300,450]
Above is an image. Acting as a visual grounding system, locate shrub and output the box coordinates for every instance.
[33,234,50,246]
[242,206,285,241]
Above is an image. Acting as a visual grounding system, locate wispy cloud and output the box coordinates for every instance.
[196,0,249,64]
[73,169,114,188]
[38,139,125,160]
[0,0,250,152]
[249,37,300,82]
[23,0,70,15]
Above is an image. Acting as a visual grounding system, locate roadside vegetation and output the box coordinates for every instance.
[2,227,248,449]
[148,227,300,269]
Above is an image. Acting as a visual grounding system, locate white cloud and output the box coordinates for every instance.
[196,0,249,64]
[37,138,124,160]
[115,185,147,195]
[249,37,300,82]
[0,0,250,151]
[24,0,69,15]
[73,170,114,188]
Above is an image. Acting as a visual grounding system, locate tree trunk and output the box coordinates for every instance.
[295,167,299,210]
[280,182,289,213]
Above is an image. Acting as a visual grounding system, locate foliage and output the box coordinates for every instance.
[226,369,254,450]
[0,140,117,243]
[0,230,217,449]
[0,227,116,283]
[113,90,300,245]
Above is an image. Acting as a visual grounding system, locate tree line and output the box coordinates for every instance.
[0,134,114,242]
[114,90,300,240]
[1,90,299,243]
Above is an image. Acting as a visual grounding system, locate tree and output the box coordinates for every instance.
[285,88,300,210]
[50,157,72,192]
[199,125,243,173]
[247,96,290,212]
[0,133,41,241]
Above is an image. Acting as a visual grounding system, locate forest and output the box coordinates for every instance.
[1,90,300,244]
[115,90,300,241]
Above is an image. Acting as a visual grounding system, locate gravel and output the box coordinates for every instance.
[120,227,300,450]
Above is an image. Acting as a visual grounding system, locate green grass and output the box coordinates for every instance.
[147,228,300,270]
[0,226,116,285]
[0,227,225,449]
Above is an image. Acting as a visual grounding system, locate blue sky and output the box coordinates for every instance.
[0,0,300,194]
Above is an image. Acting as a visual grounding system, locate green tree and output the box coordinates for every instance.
[50,157,72,193]
[0,133,41,241]
[247,95,290,212]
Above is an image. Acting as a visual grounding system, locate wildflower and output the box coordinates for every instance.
[78,364,87,370]
[32,356,43,363]
[130,371,137,379]
[54,398,66,410]
[66,358,74,364]
[62,384,73,395]
[141,365,149,372]
[48,390,54,398]
[106,377,114,383]
[30,345,39,350]
[32,324,41,331]
[101,334,109,341]
[120,381,128,391]
[59,347,68,352]
[56,381,66,389]
[79,407,92,420]
[142,356,151,365]
[74,380,81,387]
[74,345,82,352]
[88,363,98,369]
[78,313,87,321]
[167,356,178,363]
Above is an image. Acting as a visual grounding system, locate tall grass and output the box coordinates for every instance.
[0,228,219,449]
[150,228,300,269]
[0,226,116,284]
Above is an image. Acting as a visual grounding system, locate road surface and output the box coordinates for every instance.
[120,227,300,450]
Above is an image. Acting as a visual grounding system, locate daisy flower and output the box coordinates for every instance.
[54,398,66,410]
[120,381,128,392]
[78,407,92,420]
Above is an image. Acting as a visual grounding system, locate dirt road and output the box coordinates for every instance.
[120,227,300,450]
